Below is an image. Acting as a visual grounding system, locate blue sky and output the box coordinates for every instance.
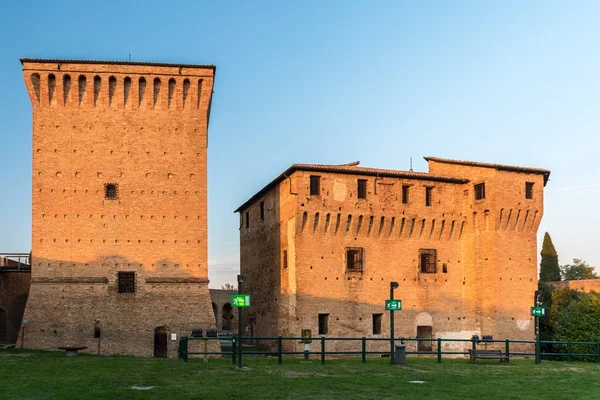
[1,1,598,287]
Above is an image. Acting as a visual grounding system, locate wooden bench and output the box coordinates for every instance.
[58,346,87,357]
[468,349,509,364]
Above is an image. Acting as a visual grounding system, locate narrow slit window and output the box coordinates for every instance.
[282,250,288,269]
[104,183,118,200]
[318,313,329,335]
[372,313,382,335]
[419,248,437,273]
[525,182,534,199]
[474,183,485,200]
[357,179,367,199]
[310,175,320,196]
[260,201,265,220]
[117,271,136,293]
[345,247,364,272]
[245,212,250,230]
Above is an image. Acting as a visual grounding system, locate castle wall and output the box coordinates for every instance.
[0,272,30,344]
[21,60,216,356]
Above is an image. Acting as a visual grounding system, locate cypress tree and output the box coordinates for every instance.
[539,232,561,282]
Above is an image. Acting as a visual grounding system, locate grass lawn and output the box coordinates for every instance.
[1,349,599,399]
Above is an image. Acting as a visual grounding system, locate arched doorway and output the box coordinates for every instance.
[0,309,6,344]
[222,303,233,332]
[153,326,168,358]
[212,302,218,328]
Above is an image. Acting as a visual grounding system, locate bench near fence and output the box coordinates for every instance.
[468,349,509,364]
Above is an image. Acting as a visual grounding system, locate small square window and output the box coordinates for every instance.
[474,183,485,200]
[310,176,320,196]
[357,179,367,199]
[425,187,433,207]
[402,185,410,204]
[318,313,329,335]
[419,249,437,273]
[346,247,364,272]
[525,182,534,199]
[372,313,382,335]
[117,271,135,293]
[104,183,118,200]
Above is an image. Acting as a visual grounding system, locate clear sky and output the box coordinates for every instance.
[1,1,598,287]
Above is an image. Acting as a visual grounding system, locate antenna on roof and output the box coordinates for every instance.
[410,157,413,172]
[341,161,360,167]
[128,54,131,62]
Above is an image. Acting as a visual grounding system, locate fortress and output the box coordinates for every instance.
[19,59,216,356]
[236,159,550,352]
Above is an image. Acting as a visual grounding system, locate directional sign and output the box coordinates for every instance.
[531,306,546,317]
[232,294,251,307]
[386,299,402,311]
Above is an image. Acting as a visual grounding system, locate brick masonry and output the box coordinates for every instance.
[237,159,550,354]
[20,59,217,356]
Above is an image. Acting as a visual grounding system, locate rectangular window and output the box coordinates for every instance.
[372,313,382,335]
[474,183,485,200]
[425,187,433,207]
[260,201,265,220]
[419,249,437,273]
[318,313,329,335]
[117,271,136,293]
[402,185,410,204]
[245,212,249,230]
[310,175,320,196]
[357,179,367,199]
[104,183,118,200]
[345,247,364,272]
[525,182,534,199]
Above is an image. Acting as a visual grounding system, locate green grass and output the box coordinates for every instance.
[1,349,600,399]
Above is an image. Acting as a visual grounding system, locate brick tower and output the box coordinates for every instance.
[20,59,216,356]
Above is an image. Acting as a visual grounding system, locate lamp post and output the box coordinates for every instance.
[237,274,246,369]
[534,289,543,364]
[390,281,399,365]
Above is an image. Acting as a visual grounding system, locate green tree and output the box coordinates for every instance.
[539,232,561,282]
[560,259,597,281]
[554,290,600,359]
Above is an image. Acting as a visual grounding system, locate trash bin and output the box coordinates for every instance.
[395,344,407,365]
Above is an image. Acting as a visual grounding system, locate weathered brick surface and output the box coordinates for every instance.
[20,59,217,356]
[0,272,30,344]
[239,160,549,354]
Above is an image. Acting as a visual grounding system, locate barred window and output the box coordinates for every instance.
[105,183,118,200]
[117,271,136,293]
[474,183,485,200]
[346,247,364,272]
[419,249,437,273]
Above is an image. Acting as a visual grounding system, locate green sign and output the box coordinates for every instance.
[232,294,251,307]
[386,300,402,311]
[531,306,546,317]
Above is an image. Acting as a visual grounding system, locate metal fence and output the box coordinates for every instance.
[178,336,600,364]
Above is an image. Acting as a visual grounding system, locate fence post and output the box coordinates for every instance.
[182,337,189,363]
[232,337,236,365]
[567,341,572,363]
[437,338,442,363]
[505,339,510,364]
[321,337,325,365]
[472,337,476,352]
[362,337,366,364]
[277,336,283,365]
[597,343,600,364]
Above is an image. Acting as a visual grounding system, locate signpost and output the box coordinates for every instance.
[385,300,402,311]
[530,306,546,317]
[231,294,251,308]
[533,290,544,364]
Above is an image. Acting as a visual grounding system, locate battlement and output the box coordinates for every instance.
[21,59,215,111]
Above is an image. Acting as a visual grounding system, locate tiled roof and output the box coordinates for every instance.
[234,162,469,213]
[20,58,215,70]
[424,157,551,185]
